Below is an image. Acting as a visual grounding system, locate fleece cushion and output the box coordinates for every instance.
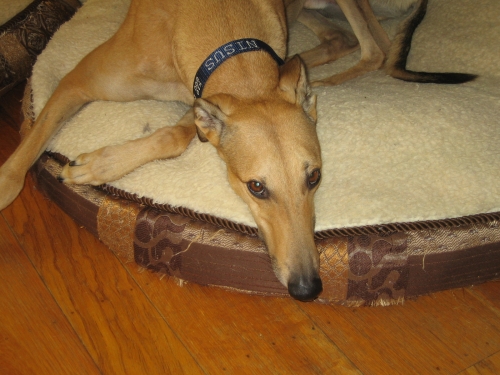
[21,0,500,305]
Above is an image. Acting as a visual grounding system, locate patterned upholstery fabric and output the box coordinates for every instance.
[0,0,80,97]
[31,151,500,306]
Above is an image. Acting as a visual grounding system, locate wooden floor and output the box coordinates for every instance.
[1,83,500,375]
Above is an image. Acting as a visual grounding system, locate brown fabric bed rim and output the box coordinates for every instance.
[0,0,80,36]
[49,151,500,239]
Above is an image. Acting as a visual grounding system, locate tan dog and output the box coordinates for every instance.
[0,0,323,301]
[0,0,475,301]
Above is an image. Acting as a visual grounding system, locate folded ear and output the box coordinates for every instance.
[279,55,317,123]
[193,96,231,146]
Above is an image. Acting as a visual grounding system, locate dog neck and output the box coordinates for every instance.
[193,38,284,100]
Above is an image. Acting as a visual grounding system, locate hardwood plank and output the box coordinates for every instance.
[468,281,500,312]
[459,351,500,375]
[123,267,362,375]
[381,289,500,367]
[2,177,205,375]
[298,290,500,375]
[0,217,100,375]
[403,289,500,360]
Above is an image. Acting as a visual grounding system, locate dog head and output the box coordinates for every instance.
[194,56,322,301]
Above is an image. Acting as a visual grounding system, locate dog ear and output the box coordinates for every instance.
[193,97,230,146]
[279,55,317,123]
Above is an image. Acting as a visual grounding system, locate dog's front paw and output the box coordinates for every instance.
[59,147,126,185]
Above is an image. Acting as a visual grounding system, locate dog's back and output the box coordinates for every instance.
[124,0,288,93]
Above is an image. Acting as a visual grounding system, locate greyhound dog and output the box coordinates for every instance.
[0,0,475,301]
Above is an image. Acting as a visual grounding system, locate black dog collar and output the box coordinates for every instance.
[193,38,285,99]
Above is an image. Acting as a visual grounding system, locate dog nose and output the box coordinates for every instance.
[287,275,323,302]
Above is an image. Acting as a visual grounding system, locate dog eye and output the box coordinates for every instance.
[307,169,321,189]
[247,180,268,199]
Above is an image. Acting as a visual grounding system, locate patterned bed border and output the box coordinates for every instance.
[0,0,81,97]
[31,154,500,306]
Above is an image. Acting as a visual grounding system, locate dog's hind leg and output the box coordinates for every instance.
[297,9,359,69]
[58,110,197,185]
[309,0,386,86]
[356,0,391,54]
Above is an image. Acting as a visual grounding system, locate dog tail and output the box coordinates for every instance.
[385,0,477,84]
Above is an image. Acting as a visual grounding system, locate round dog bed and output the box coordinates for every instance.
[20,0,500,305]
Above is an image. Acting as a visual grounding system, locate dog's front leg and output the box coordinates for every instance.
[0,75,90,210]
[59,110,197,185]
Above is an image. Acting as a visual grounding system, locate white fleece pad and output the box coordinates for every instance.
[32,0,500,231]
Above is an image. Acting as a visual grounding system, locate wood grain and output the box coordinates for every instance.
[2,177,204,375]
[124,268,362,374]
[297,252,500,373]
[459,351,500,375]
[468,281,500,312]
[0,215,100,374]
